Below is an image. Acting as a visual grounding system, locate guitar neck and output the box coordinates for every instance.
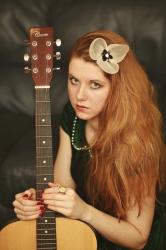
[35,87,56,250]
[35,87,53,196]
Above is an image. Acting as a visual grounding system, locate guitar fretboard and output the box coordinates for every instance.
[35,88,56,250]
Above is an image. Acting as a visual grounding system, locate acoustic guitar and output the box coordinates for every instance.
[0,27,97,250]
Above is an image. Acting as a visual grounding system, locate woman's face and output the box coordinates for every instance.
[68,57,111,123]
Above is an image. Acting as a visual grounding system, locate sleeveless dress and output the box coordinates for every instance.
[60,101,166,250]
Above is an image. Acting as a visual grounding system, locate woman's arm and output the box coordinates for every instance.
[44,128,156,250]
[83,193,155,249]
[53,127,75,189]
[44,183,155,250]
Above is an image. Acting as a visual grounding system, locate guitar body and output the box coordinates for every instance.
[0,218,97,250]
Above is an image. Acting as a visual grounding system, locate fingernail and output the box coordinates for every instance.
[23,194,29,199]
[37,201,43,205]
[39,207,46,217]
[23,193,32,200]
[40,205,45,211]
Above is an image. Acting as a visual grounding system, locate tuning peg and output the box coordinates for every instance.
[54,39,61,47]
[24,40,31,46]
[24,66,31,74]
[54,52,61,60]
[24,53,30,62]
[53,67,61,71]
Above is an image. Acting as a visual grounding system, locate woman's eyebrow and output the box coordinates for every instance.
[90,79,103,83]
[68,73,103,84]
[68,73,77,78]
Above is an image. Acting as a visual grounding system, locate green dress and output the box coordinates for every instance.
[60,101,166,250]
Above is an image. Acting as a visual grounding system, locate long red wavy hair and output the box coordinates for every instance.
[69,30,166,219]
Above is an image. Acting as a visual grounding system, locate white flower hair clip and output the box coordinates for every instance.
[89,38,129,74]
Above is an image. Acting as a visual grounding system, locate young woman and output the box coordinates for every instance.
[13,30,166,249]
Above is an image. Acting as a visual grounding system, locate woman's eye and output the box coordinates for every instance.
[90,82,102,89]
[69,77,79,85]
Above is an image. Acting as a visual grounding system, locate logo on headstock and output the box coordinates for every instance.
[34,31,48,37]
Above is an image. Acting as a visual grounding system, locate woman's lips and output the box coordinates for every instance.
[75,104,88,112]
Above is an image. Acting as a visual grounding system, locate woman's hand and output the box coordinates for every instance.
[43,182,90,221]
[13,188,41,220]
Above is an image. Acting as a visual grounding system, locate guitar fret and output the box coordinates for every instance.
[37,239,56,241]
[37,233,55,235]
[36,125,51,127]
[37,230,55,231]
[38,223,55,224]
[37,165,51,167]
[38,246,56,249]
[37,234,56,237]
[36,113,51,115]
[37,244,56,246]
[37,229,55,231]
[37,247,56,250]
[36,156,52,158]
[37,173,52,175]
[37,213,55,218]
[36,147,52,148]
[37,246,56,249]
[38,246,56,248]
[36,101,51,102]
[36,169,52,175]
[36,136,52,137]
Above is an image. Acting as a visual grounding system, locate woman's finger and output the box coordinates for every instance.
[14,207,40,217]
[44,199,72,209]
[44,186,59,194]
[47,205,69,217]
[43,193,67,201]
[48,182,60,187]
[14,196,37,207]
[13,200,39,212]
[23,188,36,200]
[16,213,39,221]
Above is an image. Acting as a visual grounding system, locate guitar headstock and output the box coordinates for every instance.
[24,27,61,88]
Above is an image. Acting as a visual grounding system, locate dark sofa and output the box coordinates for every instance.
[0,0,166,229]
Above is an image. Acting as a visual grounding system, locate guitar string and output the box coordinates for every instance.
[35,39,56,249]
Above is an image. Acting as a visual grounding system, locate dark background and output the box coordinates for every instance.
[0,0,166,229]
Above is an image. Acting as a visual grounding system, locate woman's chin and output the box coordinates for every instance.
[75,112,89,120]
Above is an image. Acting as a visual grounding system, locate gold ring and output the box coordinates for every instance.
[58,185,67,194]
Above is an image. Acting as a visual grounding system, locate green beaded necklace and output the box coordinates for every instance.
[71,116,90,151]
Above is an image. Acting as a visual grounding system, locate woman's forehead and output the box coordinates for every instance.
[69,57,109,82]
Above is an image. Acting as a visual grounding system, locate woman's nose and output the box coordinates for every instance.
[76,85,87,101]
